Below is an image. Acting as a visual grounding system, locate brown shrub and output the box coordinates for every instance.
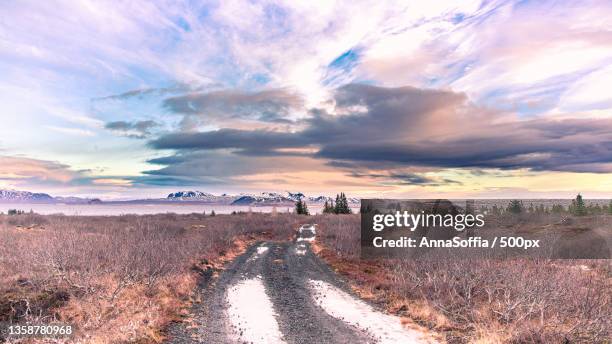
[0,212,302,343]
[313,214,611,343]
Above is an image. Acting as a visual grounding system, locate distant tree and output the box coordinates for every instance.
[537,204,547,214]
[322,200,335,214]
[507,200,524,214]
[590,203,602,214]
[608,200,612,215]
[210,210,216,216]
[528,203,535,213]
[334,194,341,214]
[334,193,352,214]
[491,204,502,215]
[295,199,309,215]
[551,204,565,214]
[570,194,587,216]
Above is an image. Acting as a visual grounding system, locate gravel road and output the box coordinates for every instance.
[165,225,436,344]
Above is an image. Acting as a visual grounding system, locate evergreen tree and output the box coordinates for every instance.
[343,193,352,214]
[334,194,341,214]
[323,200,335,214]
[570,194,587,216]
[333,193,352,214]
[295,199,309,215]
[295,199,303,214]
[551,204,564,213]
[507,200,524,214]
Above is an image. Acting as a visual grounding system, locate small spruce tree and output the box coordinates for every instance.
[295,199,309,215]
[507,200,524,214]
[570,194,587,216]
[333,193,351,214]
[323,200,335,214]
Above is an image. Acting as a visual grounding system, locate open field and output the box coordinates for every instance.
[1,211,610,343]
[313,213,611,343]
[0,212,301,343]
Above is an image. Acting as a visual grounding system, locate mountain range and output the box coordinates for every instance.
[0,189,101,204]
[0,189,359,206]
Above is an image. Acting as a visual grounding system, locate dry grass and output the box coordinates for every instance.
[312,214,612,343]
[0,212,302,343]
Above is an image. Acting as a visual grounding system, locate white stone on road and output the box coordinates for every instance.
[227,277,286,343]
[248,244,270,262]
[257,245,269,254]
[309,280,435,344]
[295,243,308,255]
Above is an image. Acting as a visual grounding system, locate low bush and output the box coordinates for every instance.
[313,214,611,343]
[0,213,301,342]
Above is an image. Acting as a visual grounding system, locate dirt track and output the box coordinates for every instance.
[166,225,436,344]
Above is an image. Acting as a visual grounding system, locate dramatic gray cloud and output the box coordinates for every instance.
[149,128,309,152]
[105,120,159,138]
[163,88,303,128]
[351,170,461,186]
[139,150,327,188]
[145,83,612,185]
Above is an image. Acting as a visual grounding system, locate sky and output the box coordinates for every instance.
[1,0,612,199]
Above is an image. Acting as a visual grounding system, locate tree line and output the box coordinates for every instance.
[295,193,353,215]
[496,194,612,216]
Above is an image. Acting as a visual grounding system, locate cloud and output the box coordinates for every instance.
[150,128,308,152]
[105,120,159,138]
[94,84,193,101]
[0,155,81,186]
[136,149,329,188]
[309,85,612,173]
[351,170,461,186]
[147,84,612,179]
[163,88,303,129]
[46,125,96,137]
[3,1,612,196]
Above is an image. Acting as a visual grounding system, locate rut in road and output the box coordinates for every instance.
[166,225,437,344]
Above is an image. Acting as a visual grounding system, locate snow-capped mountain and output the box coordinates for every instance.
[0,189,98,204]
[287,192,305,201]
[167,191,216,200]
[307,195,334,203]
[231,192,292,205]
[0,189,54,202]
[230,192,360,205]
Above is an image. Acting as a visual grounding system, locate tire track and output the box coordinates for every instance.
[166,225,437,344]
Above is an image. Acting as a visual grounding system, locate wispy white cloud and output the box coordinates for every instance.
[2,0,612,196]
[46,125,96,137]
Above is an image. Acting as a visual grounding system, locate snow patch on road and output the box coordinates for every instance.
[227,278,285,343]
[297,236,315,242]
[295,243,308,255]
[299,224,316,233]
[309,279,435,344]
[248,244,270,262]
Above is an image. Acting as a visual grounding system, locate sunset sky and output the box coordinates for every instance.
[1,0,612,199]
